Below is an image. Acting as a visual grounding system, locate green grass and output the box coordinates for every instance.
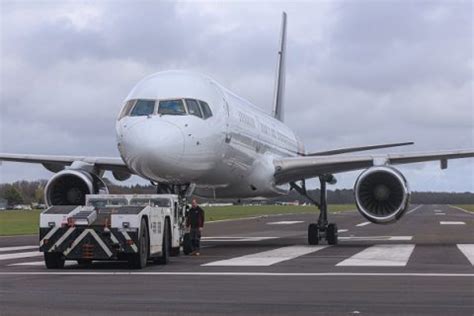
[453,205,474,213]
[205,204,356,222]
[0,209,41,236]
[0,205,356,236]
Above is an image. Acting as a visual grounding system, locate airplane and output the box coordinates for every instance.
[1,12,473,245]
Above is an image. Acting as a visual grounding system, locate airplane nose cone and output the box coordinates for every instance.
[118,118,185,179]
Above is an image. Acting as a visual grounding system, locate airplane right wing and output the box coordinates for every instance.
[0,153,131,174]
[274,149,474,185]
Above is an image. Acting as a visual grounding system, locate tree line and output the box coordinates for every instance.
[0,179,473,206]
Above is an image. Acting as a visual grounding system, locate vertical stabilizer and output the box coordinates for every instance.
[272,12,287,122]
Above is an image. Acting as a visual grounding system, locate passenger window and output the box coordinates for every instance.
[118,100,136,120]
[130,100,155,116]
[199,101,213,119]
[185,99,203,118]
[158,100,186,115]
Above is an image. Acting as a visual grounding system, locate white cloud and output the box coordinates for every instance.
[0,1,473,191]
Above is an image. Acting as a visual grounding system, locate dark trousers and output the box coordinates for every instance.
[190,228,201,251]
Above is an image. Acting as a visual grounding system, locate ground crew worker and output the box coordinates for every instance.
[186,198,205,256]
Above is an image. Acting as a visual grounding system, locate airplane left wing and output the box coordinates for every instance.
[274,149,474,184]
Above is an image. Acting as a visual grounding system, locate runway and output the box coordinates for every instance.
[0,204,473,315]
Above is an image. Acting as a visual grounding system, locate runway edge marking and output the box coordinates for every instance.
[0,272,472,277]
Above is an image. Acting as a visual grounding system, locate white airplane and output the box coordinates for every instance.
[1,13,473,244]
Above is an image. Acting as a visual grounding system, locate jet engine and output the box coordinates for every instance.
[44,170,108,206]
[354,166,410,224]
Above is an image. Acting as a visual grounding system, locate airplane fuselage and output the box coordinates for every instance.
[116,71,304,198]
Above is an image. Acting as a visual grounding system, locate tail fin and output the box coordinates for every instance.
[272,12,287,122]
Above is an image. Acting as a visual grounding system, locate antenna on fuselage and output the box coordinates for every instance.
[272,11,287,122]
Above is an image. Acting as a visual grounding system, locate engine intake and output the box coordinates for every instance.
[44,170,108,206]
[354,166,410,224]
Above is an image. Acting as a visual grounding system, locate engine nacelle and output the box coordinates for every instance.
[44,170,108,206]
[354,166,410,224]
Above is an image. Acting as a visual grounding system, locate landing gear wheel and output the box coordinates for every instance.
[308,223,319,245]
[128,218,149,269]
[155,220,170,265]
[44,253,65,269]
[326,223,338,245]
[182,233,193,255]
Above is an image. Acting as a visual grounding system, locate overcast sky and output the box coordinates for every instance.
[1,1,473,192]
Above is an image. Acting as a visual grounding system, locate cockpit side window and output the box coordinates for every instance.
[185,99,203,118]
[118,99,136,120]
[130,99,156,116]
[158,100,186,115]
[199,101,213,119]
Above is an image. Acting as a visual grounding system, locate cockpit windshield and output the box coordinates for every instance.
[119,98,212,119]
[158,100,186,115]
[130,100,155,116]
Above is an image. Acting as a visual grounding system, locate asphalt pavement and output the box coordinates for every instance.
[0,204,473,315]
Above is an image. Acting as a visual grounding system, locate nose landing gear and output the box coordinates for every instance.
[290,175,338,245]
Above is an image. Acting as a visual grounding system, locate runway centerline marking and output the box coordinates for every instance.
[336,244,415,267]
[457,244,474,265]
[0,251,42,261]
[338,229,349,233]
[202,245,328,266]
[266,221,304,225]
[0,245,37,252]
[356,222,371,227]
[440,221,465,225]
[435,213,446,216]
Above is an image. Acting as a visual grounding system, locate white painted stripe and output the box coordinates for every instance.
[203,245,328,266]
[0,251,42,261]
[9,261,76,267]
[49,227,76,252]
[40,227,59,247]
[266,221,304,225]
[202,237,278,242]
[457,244,474,265]
[435,213,446,216]
[336,244,415,267]
[356,222,371,227]
[440,221,465,225]
[63,229,90,256]
[339,236,412,241]
[407,205,422,214]
[434,209,444,213]
[338,229,349,233]
[89,230,113,257]
[0,245,37,252]
[0,272,472,277]
[104,228,120,245]
[121,231,138,252]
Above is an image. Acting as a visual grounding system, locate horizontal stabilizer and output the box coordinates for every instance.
[305,142,415,156]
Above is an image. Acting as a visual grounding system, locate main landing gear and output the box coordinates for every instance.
[290,175,338,245]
